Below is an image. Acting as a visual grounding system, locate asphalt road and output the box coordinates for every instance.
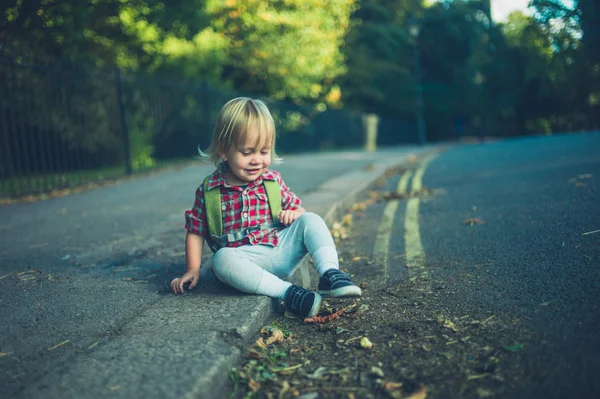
[2,132,598,398]
[353,132,600,398]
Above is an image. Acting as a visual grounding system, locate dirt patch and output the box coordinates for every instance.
[229,181,532,399]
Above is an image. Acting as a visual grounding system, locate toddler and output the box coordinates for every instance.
[171,97,361,318]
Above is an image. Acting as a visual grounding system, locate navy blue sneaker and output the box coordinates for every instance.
[318,269,362,297]
[284,284,322,318]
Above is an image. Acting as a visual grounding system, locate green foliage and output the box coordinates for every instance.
[208,0,354,104]
[1,0,598,155]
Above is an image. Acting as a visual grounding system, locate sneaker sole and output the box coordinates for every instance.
[307,293,323,317]
[318,285,362,298]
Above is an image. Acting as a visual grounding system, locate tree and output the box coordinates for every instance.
[530,0,599,131]
[338,1,416,117]
[207,0,354,105]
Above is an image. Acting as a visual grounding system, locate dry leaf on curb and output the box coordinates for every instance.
[341,213,353,226]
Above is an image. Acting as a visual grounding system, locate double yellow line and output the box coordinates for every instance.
[374,153,438,281]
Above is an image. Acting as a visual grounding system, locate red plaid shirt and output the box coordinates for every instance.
[185,168,301,247]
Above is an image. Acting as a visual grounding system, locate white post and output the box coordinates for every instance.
[363,113,379,152]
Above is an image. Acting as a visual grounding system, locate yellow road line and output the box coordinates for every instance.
[374,170,413,280]
[405,153,437,280]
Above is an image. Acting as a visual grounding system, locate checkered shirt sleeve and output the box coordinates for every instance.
[276,172,301,211]
[184,185,207,237]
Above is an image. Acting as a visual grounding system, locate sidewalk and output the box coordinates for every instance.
[1,146,435,399]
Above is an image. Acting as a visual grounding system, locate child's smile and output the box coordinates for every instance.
[220,131,272,185]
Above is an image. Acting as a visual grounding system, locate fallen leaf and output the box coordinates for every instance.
[443,319,458,332]
[248,377,260,393]
[247,349,264,359]
[352,256,362,262]
[406,386,427,399]
[341,213,353,227]
[304,308,345,324]
[467,373,490,381]
[17,270,39,276]
[381,381,403,390]
[370,366,384,378]
[254,338,267,350]
[477,388,494,397]
[269,361,308,375]
[360,336,373,350]
[503,343,524,352]
[463,218,484,226]
[306,366,329,379]
[265,328,284,345]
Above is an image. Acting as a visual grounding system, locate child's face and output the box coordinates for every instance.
[219,129,272,185]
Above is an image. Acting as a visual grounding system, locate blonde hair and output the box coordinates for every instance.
[198,97,282,166]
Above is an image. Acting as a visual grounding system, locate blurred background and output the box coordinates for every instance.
[1,0,598,197]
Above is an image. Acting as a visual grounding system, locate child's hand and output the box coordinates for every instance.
[278,209,304,226]
[171,270,200,294]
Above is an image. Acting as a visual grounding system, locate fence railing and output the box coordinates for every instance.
[0,54,418,198]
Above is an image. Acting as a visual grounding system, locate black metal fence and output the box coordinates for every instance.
[0,54,418,198]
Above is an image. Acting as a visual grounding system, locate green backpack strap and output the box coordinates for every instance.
[203,176,222,238]
[263,180,282,221]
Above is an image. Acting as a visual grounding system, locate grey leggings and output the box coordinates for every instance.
[211,212,338,299]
